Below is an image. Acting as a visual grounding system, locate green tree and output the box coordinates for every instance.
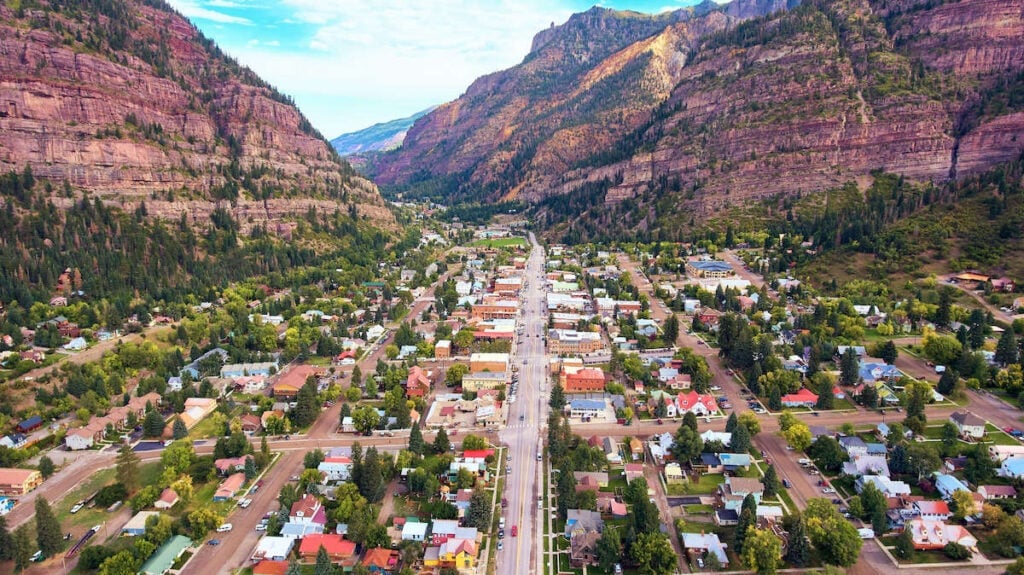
[924,334,962,366]
[804,498,862,567]
[936,288,953,328]
[116,442,140,493]
[38,456,55,479]
[142,409,165,438]
[683,411,698,433]
[12,524,32,572]
[549,381,566,410]
[596,526,622,573]
[433,428,451,454]
[172,418,188,440]
[878,340,898,365]
[663,314,679,344]
[725,412,738,434]
[292,379,320,428]
[735,494,758,555]
[629,532,676,575]
[35,497,62,556]
[461,434,488,451]
[1006,557,1024,575]
[738,412,761,436]
[860,383,879,409]
[784,513,809,567]
[894,526,914,559]
[778,411,797,432]
[187,507,221,539]
[244,456,258,481]
[352,405,382,435]
[732,421,751,454]
[408,422,425,455]
[315,545,334,575]
[286,559,302,575]
[0,516,12,561]
[465,490,492,529]
[357,447,385,502]
[743,527,782,575]
[670,424,703,463]
[762,465,780,498]
[807,436,845,472]
[98,550,140,575]
[996,329,1019,367]
[840,348,859,385]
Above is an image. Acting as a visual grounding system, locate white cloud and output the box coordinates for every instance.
[168,0,252,24]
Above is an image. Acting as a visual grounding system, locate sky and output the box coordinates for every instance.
[165,0,705,137]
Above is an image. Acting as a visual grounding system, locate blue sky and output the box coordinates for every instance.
[166,0,706,137]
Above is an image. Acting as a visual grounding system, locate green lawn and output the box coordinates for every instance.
[687,473,725,494]
[684,504,714,514]
[984,424,1021,446]
[57,461,164,530]
[470,238,527,248]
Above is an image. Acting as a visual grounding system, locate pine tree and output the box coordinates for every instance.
[840,348,859,385]
[433,428,451,454]
[996,329,1019,367]
[762,465,780,498]
[937,369,958,396]
[549,382,566,410]
[878,340,898,365]
[315,545,334,575]
[357,447,384,502]
[143,409,165,438]
[12,524,32,572]
[116,443,140,493]
[732,422,751,454]
[663,314,679,344]
[682,411,698,433]
[725,412,738,434]
[0,515,12,561]
[245,456,257,481]
[734,494,757,555]
[172,418,188,440]
[35,497,62,556]
[286,558,302,575]
[408,422,425,455]
[784,513,809,567]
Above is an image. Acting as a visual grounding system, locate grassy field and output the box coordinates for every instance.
[470,238,527,248]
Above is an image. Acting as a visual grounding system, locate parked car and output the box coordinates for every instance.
[208,539,220,546]
[782,479,791,488]
[511,525,518,537]
[217,523,233,532]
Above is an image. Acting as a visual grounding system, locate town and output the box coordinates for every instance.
[1,216,1024,575]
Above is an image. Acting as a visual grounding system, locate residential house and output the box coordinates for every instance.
[362,548,399,574]
[603,437,622,465]
[664,463,685,483]
[682,532,729,567]
[65,428,95,451]
[272,365,322,399]
[648,432,674,464]
[289,494,326,525]
[213,473,245,502]
[674,391,718,417]
[934,473,971,500]
[16,416,43,434]
[154,488,179,510]
[988,445,1024,461]
[139,535,193,575]
[842,455,890,477]
[855,475,911,498]
[178,397,218,430]
[950,411,986,440]
[401,521,428,542]
[978,485,1017,500]
[905,518,978,550]
[839,436,869,457]
[318,456,353,482]
[406,366,432,398]
[720,476,764,511]
[123,511,161,536]
[298,534,356,564]
[0,468,42,496]
[215,456,251,475]
[251,537,296,562]
[240,414,262,434]
[565,509,604,540]
[718,453,752,470]
[913,500,952,521]
[253,561,290,575]
[999,457,1024,479]
[437,538,477,569]
[624,464,644,483]
[574,472,609,492]
[700,431,732,447]
[781,388,818,408]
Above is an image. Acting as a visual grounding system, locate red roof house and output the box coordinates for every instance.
[298,534,356,563]
[781,388,819,408]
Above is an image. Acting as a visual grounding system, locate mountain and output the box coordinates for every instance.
[0,0,392,230]
[332,107,436,156]
[371,0,1024,240]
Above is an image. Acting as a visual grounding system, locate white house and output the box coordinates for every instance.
[700,430,732,446]
[65,428,94,451]
[318,457,353,482]
[401,522,428,542]
[950,411,986,439]
[935,473,970,500]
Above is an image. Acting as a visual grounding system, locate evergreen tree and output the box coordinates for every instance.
[734,494,758,555]
[357,447,385,502]
[143,409,165,438]
[860,384,878,409]
[682,412,698,433]
[408,422,425,455]
[0,515,12,561]
[815,383,834,410]
[732,422,751,454]
[35,497,62,556]
[244,456,257,481]
[784,513,809,567]
[894,526,914,559]
[12,524,32,572]
[762,465,780,498]
[315,545,334,575]
[878,340,898,365]
[292,379,320,428]
[116,443,140,493]
[937,369,958,396]
[433,428,451,454]
[840,348,859,385]
[725,412,738,434]
[465,490,492,529]
[38,456,55,479]
[365,375,379,398]
[768,386,782,411]
[596,526,622,573]
[935,288,952,328]
[286,558,302,575]
[996,329,1019,367]
[549,381,566,411]
[663,314,679,344]
[172,418,188,440]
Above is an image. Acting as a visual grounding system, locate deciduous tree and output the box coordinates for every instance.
[742,527,782,575]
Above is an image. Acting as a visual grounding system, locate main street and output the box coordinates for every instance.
[497,233,548,575]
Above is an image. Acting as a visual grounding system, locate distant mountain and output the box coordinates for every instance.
[332,108,436,155]
[371,0,1024,241]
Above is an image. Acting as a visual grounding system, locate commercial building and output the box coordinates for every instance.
[685,260,734,278]
[469,353,509,373]
[547,329,603,355]
[564,368,606,393]
[0,468,42,496]
[462,372,507,392]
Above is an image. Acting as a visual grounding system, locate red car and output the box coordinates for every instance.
[511,526,518,537]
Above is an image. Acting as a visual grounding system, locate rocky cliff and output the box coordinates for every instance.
[371,0,1024,238]
[0,0,392,230]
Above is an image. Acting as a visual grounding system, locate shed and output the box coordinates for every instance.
[139,535,192,575]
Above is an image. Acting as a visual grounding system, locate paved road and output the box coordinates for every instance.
[497,233,547,575]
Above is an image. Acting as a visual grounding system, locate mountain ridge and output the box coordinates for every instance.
[331,107,436,156]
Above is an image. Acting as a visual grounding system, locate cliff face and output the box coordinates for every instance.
[372,0,1024,234]
[0,0,391,229]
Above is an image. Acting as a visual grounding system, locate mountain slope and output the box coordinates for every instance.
[332,107,436,155]
[371,0,1024,241]
[0,0,392,228]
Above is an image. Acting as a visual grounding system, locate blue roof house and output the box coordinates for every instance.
[934,473,970,500]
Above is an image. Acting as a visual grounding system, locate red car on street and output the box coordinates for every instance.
[511,526,518,537]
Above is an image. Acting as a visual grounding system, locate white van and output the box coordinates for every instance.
[798,458,811,466]
[857,528,875,539]
[499,517,506,529]
[216,523,233,532]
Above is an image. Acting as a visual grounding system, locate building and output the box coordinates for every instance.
[406,366,432,398]
[65,428,95,451]
[674,391,718,417]
[934,473,971,500]
[565,509,604,539]
[435,340,451,359]
[470,301,519,321]
[720,477,764,511]
[272,365,322,399]
[855,475,911,498]
[905,518,977,550]
[437,538,478,569]
[290,493,326,525]
[565,368,606,393]
[781,388,819,408]
[139,535,192,575]
[213,473,245,502]
[839,436,869,457]
[298,534,356,563]
[913,500,952,521]
[220,362,278,379]
[318,456,353,482]
[461,372,506,392]
[251,537,296,562]
[842,455,891,477]
[215,456,252,475]
[682,532,729,567]
[469,353,510,373]
[362,548,399,574]
[547,329,604,355]
[989,445,1024,461]
[700,430,732,446]
[253,561,290,575]
[16,416,42,434]
[979,485,1017,500]
[402,521,429,541]
[999,457,1024,479]
[686,260,733,278]
[178,397,218,429]
[569,399,606,420]
[123,511,161,536]
[950,411,986,439]
[154,488,179,510]
[0,468,42,496]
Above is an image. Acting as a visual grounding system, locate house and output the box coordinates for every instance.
[318,456,353,482]
[999,457,1024,479]
[855,475,911,498]
[215,456,251,475]
[682,532,729,567]
[16,416,43,434]
[406,366,432,398]
[565,368,606,393]
[362,548,399,574]
[988,445,1024,461]
[603,437,622,465]
[178,397,218,430]
[700,430,732,446]
[213,473,245,502]
[842,455,891,477]
[674,391,718,417]
[0,468,42,496]
[839,436,869,456]
[240,414,262,434]
[65,428,95,451]
[624,463,644,483]
[272,365,321,399]
[866,443,888,456]
[569,530,601,567]
[934,473,970,500]
[154,488,179,510]
[63,336,87,351]
[298,534,356,564]
[574,471,610,491]
[718,453,752,470]
[437,538,477,569]
[220,361,278,379]
[979,485,1017,500]
[913,500,952,521]
[781,388,818,408]
[648,432,674,464]
[720,476,764,511]
[565,509,604,539]
[262,410,286,429]
[905,518,978,550]
[714,509,740,526]
[402,521,428,541]
[950,411,986,440]
[290,494,325,525]
[139,535,192,575]
[123,511,161,536]
[251,537,296,562]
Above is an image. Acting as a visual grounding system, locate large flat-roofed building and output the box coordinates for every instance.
[548,329,603,355]
[564,368,606,393]
[462,372,507,392]
[0,468,42,496]
[686,260,734,278]
[470,301,519,320]
[470,353,509,373]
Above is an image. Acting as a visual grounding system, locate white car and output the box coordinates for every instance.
[710,385,721,391]
[70,503,84,514]
[821,487,836,494]
[239,498,252,508]
[255,524,267,532]
[216,523,233,532]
